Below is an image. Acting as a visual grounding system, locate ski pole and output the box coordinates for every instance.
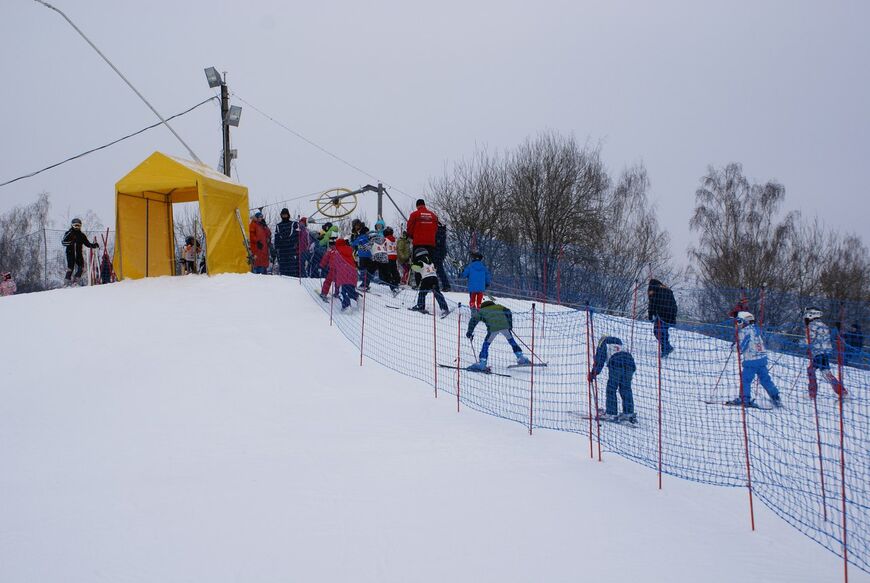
[513,333,547,365]
[710,344,735,400]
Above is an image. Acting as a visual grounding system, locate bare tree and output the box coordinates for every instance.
[688,163,797,322]
[0,192,52,292]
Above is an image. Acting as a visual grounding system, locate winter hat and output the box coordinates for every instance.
[280,208,290,216]
[415,198,425,207]
[470,251,483,261]
[383,227,394,237]
[375,219,386,230]
[300,217,308,224]
[648,278,663,292]
[71,218,82,226]
[413,246,429,259]
[804,307,823,322]
[736,311,755,324]
[323,222,333,230]
[253,211,263,219]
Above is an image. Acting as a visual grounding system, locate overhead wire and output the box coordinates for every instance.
[231,93,417,202]
[0,96,219,189]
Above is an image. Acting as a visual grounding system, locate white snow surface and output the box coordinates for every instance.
[1,274,865,582]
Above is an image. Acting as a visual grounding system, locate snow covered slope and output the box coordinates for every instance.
[1,274,865,582]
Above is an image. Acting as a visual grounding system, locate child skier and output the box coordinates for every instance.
[728,311,782,408]
[327,237,359,311]
[383,227,401,292]
[318,231,341,301]
[588,335,637,423]
[464,300,530,371]
[0,272,16,296]
[397,230,412,286]
[804,307,847,398]
[181,236,201,274]
[62,218,99,285]
[460,251,491,310]
[409,247,451,317]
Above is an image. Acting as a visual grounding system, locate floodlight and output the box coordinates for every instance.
[225,105,242,127]
[204,67,222,88]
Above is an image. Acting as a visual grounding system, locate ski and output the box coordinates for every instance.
[701,400,774,411]
[567,409,638,426]
[438,364,512,378]
[506,362,549,369]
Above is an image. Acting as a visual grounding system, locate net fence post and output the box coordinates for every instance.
[836,304,849,582]
[359,272,367,367]
[733,319,756,531]
[456,303,462,412]
[584,304,594,459]
[433,289,438,398]
[657,317,663,489]
[805,321,829,521]
[529,303,536,436]
[588,305,602,462]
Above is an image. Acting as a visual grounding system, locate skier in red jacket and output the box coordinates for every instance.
[406,199,438,254]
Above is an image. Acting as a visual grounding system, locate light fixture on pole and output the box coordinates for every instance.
[204,67,241,177]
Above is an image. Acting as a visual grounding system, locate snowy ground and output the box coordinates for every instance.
[1,274,865,582]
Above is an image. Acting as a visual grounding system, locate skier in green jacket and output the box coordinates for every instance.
[465,300,530,371]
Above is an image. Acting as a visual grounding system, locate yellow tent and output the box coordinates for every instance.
[114,152,250,279]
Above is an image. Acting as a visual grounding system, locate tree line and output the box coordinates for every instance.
[429,131,869,326]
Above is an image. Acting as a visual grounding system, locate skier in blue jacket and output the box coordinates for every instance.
[728,311,781,408]
[460,252,491,310]
[588,336,637,423]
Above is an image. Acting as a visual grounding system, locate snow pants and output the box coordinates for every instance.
[741,358,779,402]
[479,329,523,361]
[340,284,359,309]
[653,316,673,356]
[605,364,635,416]
[415,277,448,312]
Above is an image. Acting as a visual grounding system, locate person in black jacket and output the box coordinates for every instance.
[274,208,298,276]
[647,278,677,357]
[433,222,451,291]
[62,218,99,285]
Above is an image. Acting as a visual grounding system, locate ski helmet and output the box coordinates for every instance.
[71,218,82,227]
[804,307,823,322]
[736,311,755,324]
[413,246,430,259]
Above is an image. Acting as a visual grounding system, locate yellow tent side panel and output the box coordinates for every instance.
[197,179,250,275]
[115,192,176,279]
[146,197,175,277]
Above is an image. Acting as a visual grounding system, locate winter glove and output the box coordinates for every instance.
[256,241,264,250]
[587,371,596,383]
[466,332,474,340]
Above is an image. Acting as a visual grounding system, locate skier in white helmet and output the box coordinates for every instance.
[804,307,846,398]
[728,311,781,408]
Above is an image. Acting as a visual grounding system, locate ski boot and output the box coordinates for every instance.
[515,355,531,366]
[618,412,638,425]
[466,359,489,373]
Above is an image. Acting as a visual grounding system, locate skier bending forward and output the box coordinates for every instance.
[465,300,530,372]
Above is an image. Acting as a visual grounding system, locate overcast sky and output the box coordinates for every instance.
[2,0,868,262]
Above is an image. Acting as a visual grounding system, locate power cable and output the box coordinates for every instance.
[232,93,417,202]
[0,96,218,189]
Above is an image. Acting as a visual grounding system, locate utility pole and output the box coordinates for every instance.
[205,67,241,177]
[377,182,384,220]
[221,72,232,178]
